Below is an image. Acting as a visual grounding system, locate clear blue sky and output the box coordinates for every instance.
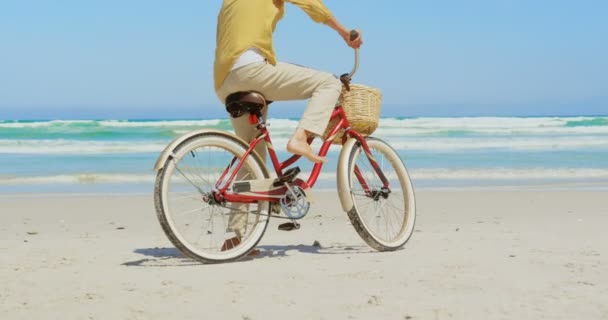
[1,0,606,120]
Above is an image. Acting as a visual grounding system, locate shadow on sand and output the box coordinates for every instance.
[121,248,198,267]
[122,244,374,267]
[257,244,373,258]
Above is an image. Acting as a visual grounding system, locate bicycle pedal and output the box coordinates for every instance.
[278,222,300,231]
[273,166,301,187]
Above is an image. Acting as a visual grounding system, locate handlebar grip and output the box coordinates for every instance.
[349,30,359,42]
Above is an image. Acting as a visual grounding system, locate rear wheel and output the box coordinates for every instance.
[154,133,269,263]
[340,137,416,251]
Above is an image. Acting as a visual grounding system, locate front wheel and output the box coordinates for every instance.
[338,137,416,251]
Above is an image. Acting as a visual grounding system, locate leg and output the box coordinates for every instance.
[216,71,270,240]
[240,62,342,135]
[225,106,269,239]
[230,106,269,166]
[213,61,340,240]
[232,62,342,162]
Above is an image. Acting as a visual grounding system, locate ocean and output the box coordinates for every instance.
[1,116,607,193]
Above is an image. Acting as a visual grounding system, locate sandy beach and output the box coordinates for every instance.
[1,189,606,319]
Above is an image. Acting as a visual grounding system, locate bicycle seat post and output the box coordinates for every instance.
[249,112,267,131]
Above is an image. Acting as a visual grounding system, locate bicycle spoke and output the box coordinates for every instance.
[170,193,205,202]
[207,207,216,249]
[351,191,372,197]
[185,159,216,189]
[173,205,213,216]
[187,150,207,185]
[220,205,255,215]
[380,201,399,238]
[353,200,376,210]
[384,199,405,212]
[174,164,207,194]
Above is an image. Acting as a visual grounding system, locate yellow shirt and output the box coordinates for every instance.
[214,0,333,91]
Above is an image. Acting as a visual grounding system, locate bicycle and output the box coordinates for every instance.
[153,32,416,263]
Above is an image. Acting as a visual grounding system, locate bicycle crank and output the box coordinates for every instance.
[279,183,310,219]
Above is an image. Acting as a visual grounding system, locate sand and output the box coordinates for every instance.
[1,189,607,319]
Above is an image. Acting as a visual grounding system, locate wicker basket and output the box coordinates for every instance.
[324,84,382,144]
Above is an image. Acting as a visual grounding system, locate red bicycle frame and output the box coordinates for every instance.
[216,105,390,204]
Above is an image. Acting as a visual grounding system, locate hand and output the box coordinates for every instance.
[325,17,363,50]
[346,29,363,49]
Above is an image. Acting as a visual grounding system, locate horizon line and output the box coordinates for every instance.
[2,114,607,122]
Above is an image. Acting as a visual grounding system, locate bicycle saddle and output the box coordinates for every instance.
[225,91,272,118]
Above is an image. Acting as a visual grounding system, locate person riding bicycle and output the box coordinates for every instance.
[214,0,362,254]
[214,0,363,165]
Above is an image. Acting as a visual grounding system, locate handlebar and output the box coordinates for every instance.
[341,30,360,91]
[348,30,360,78]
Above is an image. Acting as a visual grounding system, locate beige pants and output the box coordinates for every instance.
[215,61,342,238]
[216,61,342,140]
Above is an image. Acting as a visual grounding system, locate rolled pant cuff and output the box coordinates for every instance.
[297,124,325,137]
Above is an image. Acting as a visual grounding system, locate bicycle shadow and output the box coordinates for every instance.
[122,248,199,267]
[257,244,374,259]
[122,244,375,267]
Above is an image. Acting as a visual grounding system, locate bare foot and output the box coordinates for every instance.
[287,137,327,163]
[287,128,327,163]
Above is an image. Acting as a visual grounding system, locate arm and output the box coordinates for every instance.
[326,16,363,49]
[286,0,363,49]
